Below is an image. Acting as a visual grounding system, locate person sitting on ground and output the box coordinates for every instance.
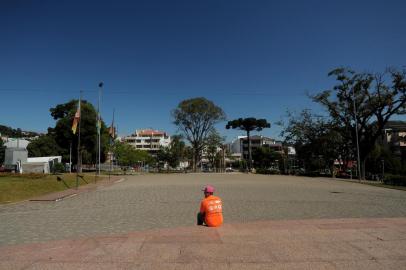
[197,185,223,227]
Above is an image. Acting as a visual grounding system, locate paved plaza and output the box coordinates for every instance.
[1,173,406,269]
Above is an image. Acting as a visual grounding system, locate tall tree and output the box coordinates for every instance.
[226,118,270,171]
[50,99,109,164]
[313,67,406,179]
[172,97,226,171]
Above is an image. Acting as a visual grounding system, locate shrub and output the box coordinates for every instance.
[383,174,406,186]
[52,162,66,174]
[256,168,280,175]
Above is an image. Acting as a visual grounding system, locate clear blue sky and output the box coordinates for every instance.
[1,0,405,141]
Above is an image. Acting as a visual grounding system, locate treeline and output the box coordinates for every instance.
[0,125,40,138]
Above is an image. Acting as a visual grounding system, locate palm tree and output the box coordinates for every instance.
[226,118,271,172]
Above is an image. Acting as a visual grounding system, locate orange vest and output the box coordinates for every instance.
[200,195,223,227]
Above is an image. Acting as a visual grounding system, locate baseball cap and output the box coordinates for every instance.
[202,185,215,193]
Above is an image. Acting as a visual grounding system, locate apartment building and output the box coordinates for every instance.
[229,135,283,160]
[123,129,171,154]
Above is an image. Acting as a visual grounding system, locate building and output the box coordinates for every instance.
[4,146,61,173]
[383,121,406,159]
[229,135,283,160]
[4,147,28,171]
[22,156,62,174]
[3,138,30,149]
[123,129,171,154]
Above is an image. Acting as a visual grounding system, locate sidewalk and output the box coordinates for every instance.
[1,217,405,269]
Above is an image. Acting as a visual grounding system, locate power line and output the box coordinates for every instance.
[0,88,299,97]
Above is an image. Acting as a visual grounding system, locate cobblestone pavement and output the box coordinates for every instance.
[1,218,406,269]
[1,173,406,246]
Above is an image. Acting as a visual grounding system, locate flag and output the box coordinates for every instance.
[72,100,81,134]
[108,125,115,138]
[109,110,115,139]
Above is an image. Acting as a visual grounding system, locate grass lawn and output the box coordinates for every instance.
[0,173,101,204]
[362,182,406,191]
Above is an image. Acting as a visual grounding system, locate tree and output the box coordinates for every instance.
[0,137,5,165]
[157,135,188,170]
[312,67,406,179]
[50,99,109,165]
[172,97,226,171]
[113,141,154,168]
[27,135,62,157]
[0,125,39,138]
[205,130,225,170]
[280,110,345,175]
[226,118,270,171]
[167,135,186,168]
[252,147,280,169]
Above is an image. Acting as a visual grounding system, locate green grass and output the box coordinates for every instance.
[0,173,101,204]
[362,182,406,191]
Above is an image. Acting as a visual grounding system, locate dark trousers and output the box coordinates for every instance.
[197,212,205,225]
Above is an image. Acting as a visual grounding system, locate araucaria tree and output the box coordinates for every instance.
[313,67,406,179]
[172,97,226,171]
[226,118,270,171]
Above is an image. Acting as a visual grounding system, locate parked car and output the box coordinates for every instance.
[225,167,234,172]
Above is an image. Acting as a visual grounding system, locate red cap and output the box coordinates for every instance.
[202,185,215,193]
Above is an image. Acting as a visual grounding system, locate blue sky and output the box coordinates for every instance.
[1,0,405,141]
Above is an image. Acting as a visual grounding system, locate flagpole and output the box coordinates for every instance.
[109,109,115,181]
[97,82,103,178]
[76,91,82,189]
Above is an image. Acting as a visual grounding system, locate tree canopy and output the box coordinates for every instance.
[0,125,39,138]
[172,97,225,171]
[27,135,62,158]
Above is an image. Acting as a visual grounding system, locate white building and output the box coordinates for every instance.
[22,156,62,174]
[4,138,30,149]
[123,129,171,154]
[229,135,284,160]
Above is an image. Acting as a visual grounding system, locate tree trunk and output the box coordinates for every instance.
[361,159,366,180]
[247,130,252,172]
[194,148,200,172]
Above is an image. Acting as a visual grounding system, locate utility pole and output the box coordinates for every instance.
[352,88,362,181]
[69,142,72,173]
[109,109,115,180]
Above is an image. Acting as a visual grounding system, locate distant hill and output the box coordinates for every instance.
[0,124,40,138]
